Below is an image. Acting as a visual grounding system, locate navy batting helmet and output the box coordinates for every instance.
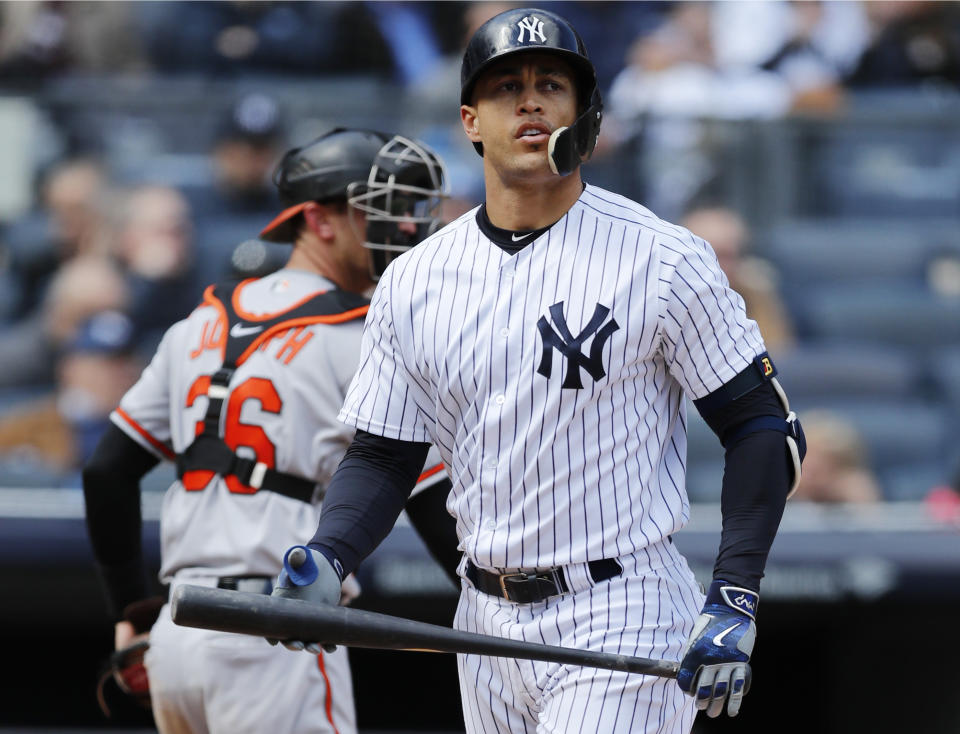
[459,7,602,176]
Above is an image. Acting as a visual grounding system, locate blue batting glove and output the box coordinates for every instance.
[677,580,757,718]
[267,545,343,653]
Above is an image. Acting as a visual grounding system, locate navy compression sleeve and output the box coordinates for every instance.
[695,377,792,591]
[82,423,159,619]
[308,429,430,577]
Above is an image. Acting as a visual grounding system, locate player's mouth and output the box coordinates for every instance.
[515,122,552,145]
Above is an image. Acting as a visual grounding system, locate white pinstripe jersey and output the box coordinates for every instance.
[112,268,445,582]
[339,184,766,571]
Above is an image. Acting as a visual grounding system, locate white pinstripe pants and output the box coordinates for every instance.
[455,539,702,734]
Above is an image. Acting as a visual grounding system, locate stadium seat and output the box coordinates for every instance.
[764,218,960,287]
[798,286,960,350]
[775,343,925,407]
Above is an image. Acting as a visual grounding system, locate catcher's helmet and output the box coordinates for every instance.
[459,7,602,177]
[260,128,447,279]
[260,127,389,243]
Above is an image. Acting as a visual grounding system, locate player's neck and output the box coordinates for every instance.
[286,241,373,295]
[483,166,584,231]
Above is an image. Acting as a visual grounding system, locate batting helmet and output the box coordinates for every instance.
[459,7,602,177]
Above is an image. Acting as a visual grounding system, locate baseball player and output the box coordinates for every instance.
[83,128,456,734]
[271,8,805,733]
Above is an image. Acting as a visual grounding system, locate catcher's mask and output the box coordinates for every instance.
[346,135,448,280]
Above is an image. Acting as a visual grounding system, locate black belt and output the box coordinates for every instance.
[216,575,273,594]
[465,558,622,604]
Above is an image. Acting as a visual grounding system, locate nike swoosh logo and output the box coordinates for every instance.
[712,623,741,647]
[230,323,264,337]
[511,232,533,242]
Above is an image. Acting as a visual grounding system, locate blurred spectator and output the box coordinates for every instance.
[608,3,792,122]
[190,92,284,218]
[0,254,130,389]
[0,310,141,485]
[848,1,960,89]
[0,1,147,87]
[606,2,869,216]
[1,158,110,321]
[134,1,393,77]
[752,1,870,114]
[682,205,795,353]
[792,410,882,504]
[111,185,200,353]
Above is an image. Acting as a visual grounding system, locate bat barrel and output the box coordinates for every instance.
[170,585,679,679]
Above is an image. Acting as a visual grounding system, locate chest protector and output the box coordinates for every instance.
[175,279,369,502]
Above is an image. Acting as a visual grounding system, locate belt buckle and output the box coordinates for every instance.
[498,571,530,600]
[498,568,566,603]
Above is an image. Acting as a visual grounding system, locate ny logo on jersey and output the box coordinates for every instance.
[537,301,620,389]
[517,15,546,44]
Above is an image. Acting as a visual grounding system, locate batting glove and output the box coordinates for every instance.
[677,580,757,718]
[269,545,343,653]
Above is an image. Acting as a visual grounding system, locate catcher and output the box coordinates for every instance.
[83,128,457,733]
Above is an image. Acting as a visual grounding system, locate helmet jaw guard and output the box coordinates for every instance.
[347,135,448,280]
[547,87,603,177]
[460,7,603,177]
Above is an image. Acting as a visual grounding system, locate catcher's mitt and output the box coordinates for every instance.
[96,639,151,716]
[96,595,164,718]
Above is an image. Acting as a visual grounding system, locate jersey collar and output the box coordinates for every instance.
[476,205,552,255]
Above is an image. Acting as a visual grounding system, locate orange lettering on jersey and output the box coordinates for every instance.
[257,327,289,355]
[189,319,226,360]
[276,326,314,365]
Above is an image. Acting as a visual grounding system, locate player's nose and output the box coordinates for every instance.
[398,219,417,235]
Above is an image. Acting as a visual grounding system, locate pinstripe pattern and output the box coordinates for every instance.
[338,183,764,732]
[454,541,702,733]
[340,185,764,570]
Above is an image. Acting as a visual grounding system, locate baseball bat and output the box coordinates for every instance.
[170,584,680,680]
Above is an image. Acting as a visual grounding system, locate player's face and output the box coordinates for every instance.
[462,53,578,182]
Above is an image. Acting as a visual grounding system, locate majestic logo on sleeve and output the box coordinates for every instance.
[517,15,546,44]
[537,301,620,389]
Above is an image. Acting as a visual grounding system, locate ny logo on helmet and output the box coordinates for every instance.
[517,15,546,44]
[537,302,620,389]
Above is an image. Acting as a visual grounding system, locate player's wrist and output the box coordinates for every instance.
[703,579,759,621]
[307,543,344,581]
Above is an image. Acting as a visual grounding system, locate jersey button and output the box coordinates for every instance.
[484,457,497,470]
[499,327,510,337]
[485,519,496,530]
[494,394,505,405]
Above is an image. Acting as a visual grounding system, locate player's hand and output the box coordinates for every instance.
[268,545,343,653]
[677,580,757,718]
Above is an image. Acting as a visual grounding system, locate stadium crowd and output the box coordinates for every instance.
[0,0,959,508]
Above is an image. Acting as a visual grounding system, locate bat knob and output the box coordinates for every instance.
[288,547,307,568]
[283,545,319,586]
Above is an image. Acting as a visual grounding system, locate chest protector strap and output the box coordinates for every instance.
[175,279,369,502]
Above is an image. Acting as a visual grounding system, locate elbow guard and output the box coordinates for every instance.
[695,353,806,498]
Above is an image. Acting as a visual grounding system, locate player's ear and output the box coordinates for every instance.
[302,203,336,241]
[461,105,481,144]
